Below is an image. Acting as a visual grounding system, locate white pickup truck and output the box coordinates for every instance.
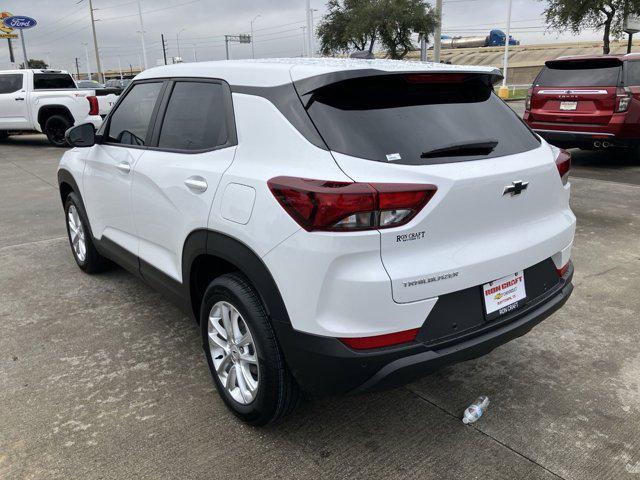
[0,69,118,147]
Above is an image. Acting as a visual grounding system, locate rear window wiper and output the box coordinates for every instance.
[420,139,499,159]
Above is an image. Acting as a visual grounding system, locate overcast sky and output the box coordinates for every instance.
[1,0,606,73]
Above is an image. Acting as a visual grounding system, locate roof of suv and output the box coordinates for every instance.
[135,57,501,87]
[552,53,640,62]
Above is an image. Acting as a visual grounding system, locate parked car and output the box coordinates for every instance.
[104,78,132,94]
[58,59,575,425]
[76,80,105,89]
[524,54,640,150]
[0,69,103,146]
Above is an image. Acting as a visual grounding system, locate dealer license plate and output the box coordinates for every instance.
[559,101,577,111]
[483,271,527,320]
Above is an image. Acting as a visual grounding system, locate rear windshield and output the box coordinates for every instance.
[536,60,622,87]
[305,74,539,165]
[34,73,76,90]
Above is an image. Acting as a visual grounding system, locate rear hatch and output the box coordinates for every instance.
[529,58,622,125]
[301,72,574,305]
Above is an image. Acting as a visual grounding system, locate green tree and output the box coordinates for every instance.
[20,59,48,69]
[541,0,640,54]
[317,0,437,59]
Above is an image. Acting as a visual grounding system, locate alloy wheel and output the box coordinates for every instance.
[207,301,260,404]
[67,205,87,262]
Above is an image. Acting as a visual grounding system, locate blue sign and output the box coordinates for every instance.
[2,16,37,30]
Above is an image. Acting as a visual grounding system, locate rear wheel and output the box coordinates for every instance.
[64,192,110,273]
[0,131,8,141]
[201,273,299,425]
[44,115,71,147]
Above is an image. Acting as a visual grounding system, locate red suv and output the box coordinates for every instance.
[524,55,640,149]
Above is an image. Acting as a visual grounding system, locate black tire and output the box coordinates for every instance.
[0,131,8,141]
[201,273,300,425]
[44,115,71,147]
[63,192,110,273]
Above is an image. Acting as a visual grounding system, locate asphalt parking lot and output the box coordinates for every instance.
[1,104,639,479]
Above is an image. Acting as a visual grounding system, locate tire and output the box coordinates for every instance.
[44,115,71,147]
[63,192,110,273]
[201,273,300,425]
[0,131,8,141]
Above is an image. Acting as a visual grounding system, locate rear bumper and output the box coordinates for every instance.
[533,128,639,148]
[276,262,574,396]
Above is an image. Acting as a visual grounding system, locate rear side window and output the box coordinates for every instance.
[157,82,228,151]
[0,74,23,94]
[305,74,539,165]
[536,60,622,87]
[626,61,640,85]
[106,82,163,146]
[33,73,76,89]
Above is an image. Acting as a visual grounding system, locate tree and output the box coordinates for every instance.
[541,0,640,54]
[317,0,437,59]
[20,59,48,69]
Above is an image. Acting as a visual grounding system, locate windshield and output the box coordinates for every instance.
[305,74,539,165]
[536,60,622,87]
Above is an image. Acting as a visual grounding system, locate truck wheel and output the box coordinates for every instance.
[201,273,300,425]
[44,115,71,147]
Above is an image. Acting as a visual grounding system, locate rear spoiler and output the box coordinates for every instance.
[545,57,623,69]
[294,68,503,107]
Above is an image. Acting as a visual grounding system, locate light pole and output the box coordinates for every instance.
[498,0,513,99]
[192,44,198,62]
[83,42,92,80]
[176,28,186,60]
[250,14,261,59]
[137,0,148,69]
[305,0,312,57]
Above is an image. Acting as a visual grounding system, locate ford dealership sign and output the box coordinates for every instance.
[2,16,37,29]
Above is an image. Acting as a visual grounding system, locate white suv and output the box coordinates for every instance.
[58,59,575,425]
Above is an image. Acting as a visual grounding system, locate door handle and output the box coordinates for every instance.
[15,97,25,101]
[116,161,131,174]
[184,176,208,193]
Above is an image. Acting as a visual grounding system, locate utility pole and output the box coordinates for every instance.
[118,57,123,79]
[225,35,230,60]
[137,0,148,69]
[498,0,513,98]
[83,43,92,80]
[161,34,168,65]
[75,57,80,79]
[433,0,443,63]
[305,0,313,57]
[250,14,261,59]
[420,34,427,62]
[192,44,197,62]
[87,0,104,82]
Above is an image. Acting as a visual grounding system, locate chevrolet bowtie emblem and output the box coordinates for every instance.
[503,180,529,196]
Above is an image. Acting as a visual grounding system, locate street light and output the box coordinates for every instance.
[250,14,261,59]
[498,0,513,99]
[177,28,186,60]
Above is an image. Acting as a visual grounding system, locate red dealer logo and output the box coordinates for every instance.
[484,274,524,298]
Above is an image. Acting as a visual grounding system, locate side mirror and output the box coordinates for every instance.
[65,123,96,148]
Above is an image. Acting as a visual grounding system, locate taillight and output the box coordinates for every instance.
[555,149,571,185]
[525,87,533,111]
[556,262,570,277]
[87,95,99,116]
[340,328,420,350]
[615,87,632,113]
[268,176,437,232]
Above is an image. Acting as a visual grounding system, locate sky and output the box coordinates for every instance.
[0,0,608,74]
